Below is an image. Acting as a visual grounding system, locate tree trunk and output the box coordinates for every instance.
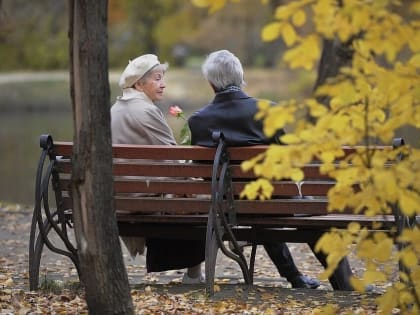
[68,1,134,314]
[310,37,354,123]
[313,0,353,93]
[313,38,353,91]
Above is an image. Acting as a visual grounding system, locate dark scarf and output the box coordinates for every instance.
[215,85,242,94]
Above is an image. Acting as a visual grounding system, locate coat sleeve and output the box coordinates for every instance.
[133,105,177,145]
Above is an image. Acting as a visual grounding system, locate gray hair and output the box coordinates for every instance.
[138,63,169,85]
[201,50,244,90]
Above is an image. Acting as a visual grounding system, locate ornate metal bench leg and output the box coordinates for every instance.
[31,221,51,290]
[29,219,53,290]
[29,212,41,290]
[249,243,257,285]
[205,210,218,296]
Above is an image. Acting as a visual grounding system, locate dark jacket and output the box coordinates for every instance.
[188,90,284,147]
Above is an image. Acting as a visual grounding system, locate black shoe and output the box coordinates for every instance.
[290,275,320,289]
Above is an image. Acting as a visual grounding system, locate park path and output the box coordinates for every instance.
[0,203,333,291]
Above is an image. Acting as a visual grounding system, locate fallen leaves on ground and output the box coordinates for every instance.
[0,285,381,315]
[0,204,390,314]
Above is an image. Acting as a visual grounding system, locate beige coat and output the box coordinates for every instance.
[111,88,176,257]
[111,88,176,146]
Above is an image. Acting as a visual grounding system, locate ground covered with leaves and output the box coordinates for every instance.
[0,203,393,314]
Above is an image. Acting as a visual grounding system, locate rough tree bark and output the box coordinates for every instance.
[313,0,354,95]
[68,1,134,313]
[309,37,354,123]
[314,38,354,91]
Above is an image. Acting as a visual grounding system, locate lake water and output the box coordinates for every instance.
[0,109,189,206]
[0,111,73,206]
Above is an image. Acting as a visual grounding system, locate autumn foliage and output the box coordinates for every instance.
[192,0,420,314]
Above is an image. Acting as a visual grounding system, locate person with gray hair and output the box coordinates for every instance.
[111,54,205,284]
[201,49,245,92]
[188,49,354,290]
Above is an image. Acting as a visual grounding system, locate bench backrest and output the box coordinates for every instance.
[49,140,399,217]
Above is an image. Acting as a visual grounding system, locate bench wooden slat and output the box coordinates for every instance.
[62,195,330,215]
[54,142,392,162]
[58,178,332,196]
[59,178,212,195]
[117,197,212,213]
[117,214,208,224]
[235,199,329,215]
[55,143,219,160]
[236,214,396,228]
[56,159,332,180]
[116,213,395,229]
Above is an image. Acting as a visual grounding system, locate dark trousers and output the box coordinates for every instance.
[146,238,205,272]
[263,241,353,290]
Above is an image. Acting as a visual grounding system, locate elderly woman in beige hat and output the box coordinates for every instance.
[111,54,205,284]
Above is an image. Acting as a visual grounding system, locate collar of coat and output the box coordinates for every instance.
[213,89,251,103]
[117,88,153,104]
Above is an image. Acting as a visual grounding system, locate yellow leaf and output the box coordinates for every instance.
[292,9,306,27]
[290,169,304,182]
[411,2,420,14]
[262,22,281,42]
[377,288,398,314]
[350,277,366,292]
[314,304,337,315]
[400,250,418,268]
[348,222,361,234]
[374,237,393,262]
[191,0,210,8]
[364,270,386,283]
[192,0,228,13]
[399,189,420,216]
[280,134,300,144]
[409,53,420,67]
[320,151,335,163]
[213,284,221,292]
[308,102,328,117]
[282,23,298,47]
[241,160,254,172]
[275,5,292,20]
[284,34,320,70]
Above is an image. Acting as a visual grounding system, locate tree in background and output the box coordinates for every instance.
[69,0,133,313]
[0,0,288,70]
[193,0,420,313]
[0,0,68,70]
[108,0,185,66]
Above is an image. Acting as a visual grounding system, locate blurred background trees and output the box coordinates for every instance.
[0,0,286,70]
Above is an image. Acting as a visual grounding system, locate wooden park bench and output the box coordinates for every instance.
[29,132,411,295]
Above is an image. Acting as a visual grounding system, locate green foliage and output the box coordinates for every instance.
[0,0,283,70]
[0,0,68,70]
[192,0,420,313]
[154,8,201,64]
